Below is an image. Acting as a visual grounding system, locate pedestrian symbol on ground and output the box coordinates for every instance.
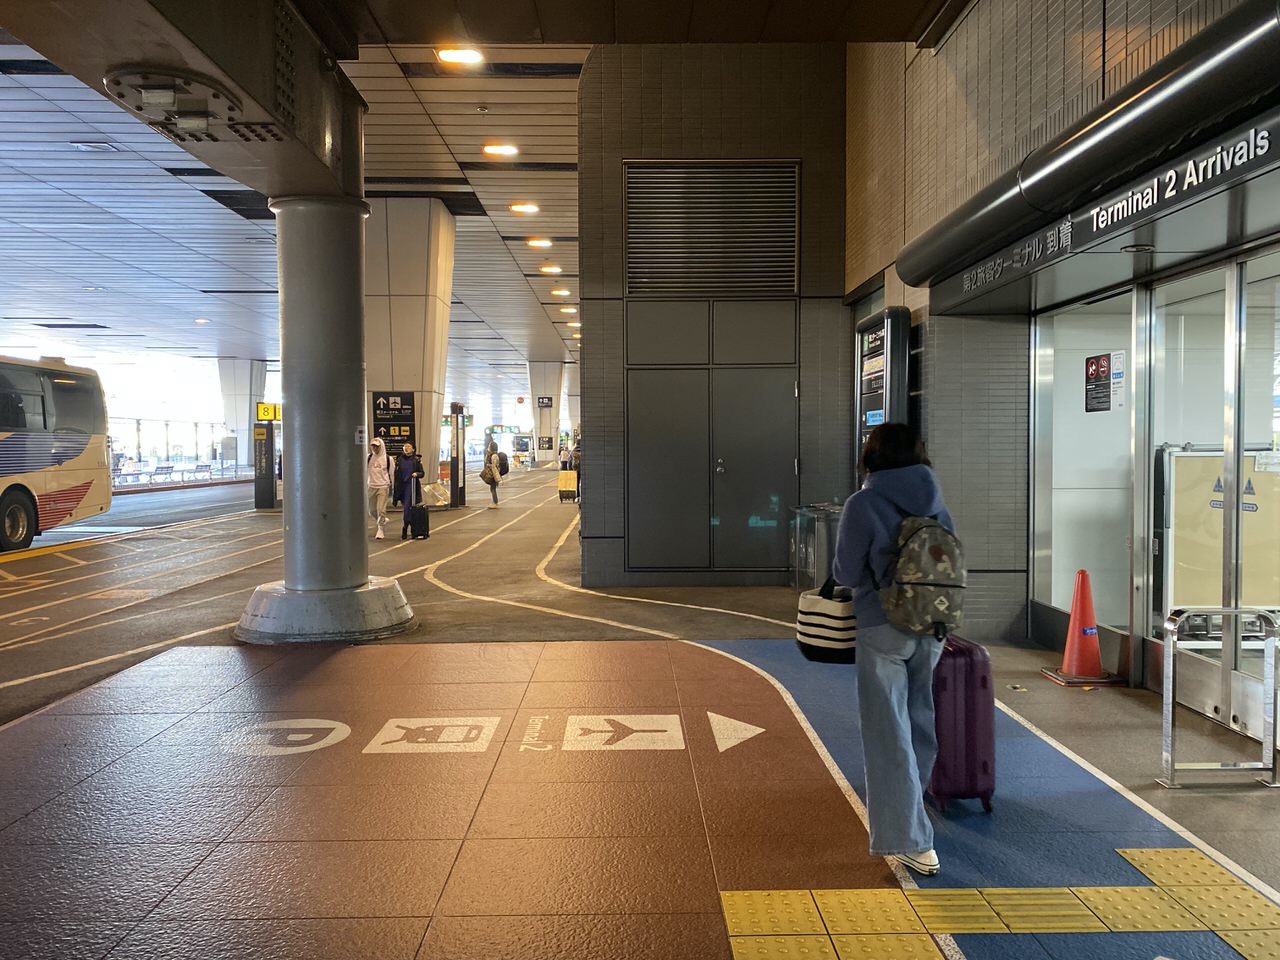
[363,716,500,753]
[228,718,351,756]
[707,712,766,753]
[562,714,684,751]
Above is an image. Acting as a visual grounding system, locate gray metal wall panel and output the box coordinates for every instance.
[626,368,711,568]
[627,301,710,365]
[579,300,625,541]
[799,298,854,506]
[712,301,797,365]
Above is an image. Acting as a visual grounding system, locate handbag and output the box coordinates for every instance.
[796,577,857,662]
[479,463,495,485]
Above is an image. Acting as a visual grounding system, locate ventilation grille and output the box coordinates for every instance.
[624,162,798,296]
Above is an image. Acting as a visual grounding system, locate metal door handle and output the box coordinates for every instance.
[715,465,725,474]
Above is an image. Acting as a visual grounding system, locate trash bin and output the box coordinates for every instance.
[790,504,843,592]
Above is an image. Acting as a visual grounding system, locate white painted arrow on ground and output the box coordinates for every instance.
[707,712,766,753]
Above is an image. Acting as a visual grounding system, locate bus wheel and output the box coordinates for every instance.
[0,489,36,551]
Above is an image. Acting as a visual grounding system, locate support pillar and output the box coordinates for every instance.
[364,197,455,479]
[565,361,581,439]
[217,358,266,466]
[236,196,414,644]
[528,361,565,463]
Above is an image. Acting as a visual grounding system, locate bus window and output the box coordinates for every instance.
[47,375,104,434]
[0,365,45,431]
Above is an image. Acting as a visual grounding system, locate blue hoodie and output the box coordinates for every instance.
[831,464,955,629]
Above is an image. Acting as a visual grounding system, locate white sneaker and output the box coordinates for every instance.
[375,528,385,540]
[488,504,498,509]
[896,850,940,876]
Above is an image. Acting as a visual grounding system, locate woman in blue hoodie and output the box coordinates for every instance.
[832,423,954,877]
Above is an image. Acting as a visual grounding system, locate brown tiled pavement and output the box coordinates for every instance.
[0,639,891,959]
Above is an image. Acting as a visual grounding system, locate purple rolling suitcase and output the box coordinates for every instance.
[929,635,995,812]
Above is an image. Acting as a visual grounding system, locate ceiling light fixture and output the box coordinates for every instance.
[1121,243,1156,254]
[539,265,562,274]
[510,203,539,214]
[70,142,118,152]
[437,48,484,65]
[483,144,519,157]
[82,286,106,291]
[550,288,571,296]
[528,239,552,248]
[194,317,210,325]
[572,333,582,339]
[559,307,577,314]
[567,321,582,328]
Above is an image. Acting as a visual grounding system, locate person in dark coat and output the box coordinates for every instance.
[393,442,426,540]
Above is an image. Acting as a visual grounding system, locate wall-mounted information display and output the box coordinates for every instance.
[854,307,912,474]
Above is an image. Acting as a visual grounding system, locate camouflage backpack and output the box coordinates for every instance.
[879,516,966,639]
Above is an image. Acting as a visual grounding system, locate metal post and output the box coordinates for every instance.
[1158,619,1179,788]
[235,195,414,643]
[1260,629,1279,787]
[134,419,141,464]
[163,420,170,464]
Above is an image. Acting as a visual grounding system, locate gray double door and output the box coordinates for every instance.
[627,366,798,571]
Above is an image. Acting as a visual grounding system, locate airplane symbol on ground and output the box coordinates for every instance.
[576,717,669,746]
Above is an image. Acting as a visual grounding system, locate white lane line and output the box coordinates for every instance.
[52,552,90,566]
[995,699,1280,905]
[422,496,678,640]
[680,640,965,960]
[536,513,794,630]
[0,535,285,629]
[0,621,240,690]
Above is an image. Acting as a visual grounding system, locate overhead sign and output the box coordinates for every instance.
[537,396,553,408]
[538,436,554,450]
[255,402,281,421]
[936,112,1280,310]
[371,391,415,454]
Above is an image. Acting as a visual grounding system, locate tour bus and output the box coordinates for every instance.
[0,356,111,550]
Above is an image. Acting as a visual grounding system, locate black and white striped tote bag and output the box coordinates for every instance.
[796,577,857,662]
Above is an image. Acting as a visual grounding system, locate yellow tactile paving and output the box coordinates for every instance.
[722,891,826,936]
[729,936,838,959]
[903,888,1009,934]
[813,889,926,935]
[1219,929,1280,960]
[1118,847,1243,886]
[1166,885,1280,931]
[978,887,1109,933]
[1072,886,1207,932]
[831,934,944,959]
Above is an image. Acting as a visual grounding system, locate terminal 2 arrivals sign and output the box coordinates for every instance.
[937,113,1279,311]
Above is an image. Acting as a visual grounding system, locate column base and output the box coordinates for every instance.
[234,577,417,645]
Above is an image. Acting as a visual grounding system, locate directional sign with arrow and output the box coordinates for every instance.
[370,391,415,454]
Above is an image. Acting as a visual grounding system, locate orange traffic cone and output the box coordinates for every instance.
[1041,570,1124,686]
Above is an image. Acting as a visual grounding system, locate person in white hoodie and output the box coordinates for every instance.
[366,437,393,540]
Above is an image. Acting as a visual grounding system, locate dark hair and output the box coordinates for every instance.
[859,423,930,474]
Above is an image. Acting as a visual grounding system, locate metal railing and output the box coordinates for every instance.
[1159,607,1279,789]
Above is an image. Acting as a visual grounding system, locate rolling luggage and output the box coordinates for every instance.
[557,469,578,502]
[929,635,995,812]
[410,504,429,539]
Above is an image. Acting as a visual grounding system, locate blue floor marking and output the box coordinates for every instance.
[694,639,1191,891]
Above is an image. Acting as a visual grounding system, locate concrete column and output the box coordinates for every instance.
[528,361,565,462]
[217,358,266,465]
[365,197,455,478]
[564,361,581,438]
[236,196,414,644]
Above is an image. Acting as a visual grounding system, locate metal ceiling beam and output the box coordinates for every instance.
[2,0,365,198]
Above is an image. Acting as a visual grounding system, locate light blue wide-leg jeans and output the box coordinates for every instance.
[856,622,945,856]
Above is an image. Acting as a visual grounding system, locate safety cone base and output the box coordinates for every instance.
[1040,666,1126,687]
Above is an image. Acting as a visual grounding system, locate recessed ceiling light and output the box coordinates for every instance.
[70,141,118,152]
[528,239,552,248]
[567,321,582,328]
[194,317,211,325]
[437,48,484,65]
[550,288,571,296]
[1121,243,1156,254]
[572,333,582,339]
[82,286,106,291]
[245,236,276,244]
[483,144,519,157]
[510,203,539,214]
[559,307,577,314]
[539,265,562,274]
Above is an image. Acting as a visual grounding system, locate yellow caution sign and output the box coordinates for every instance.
[256,402,281,422]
